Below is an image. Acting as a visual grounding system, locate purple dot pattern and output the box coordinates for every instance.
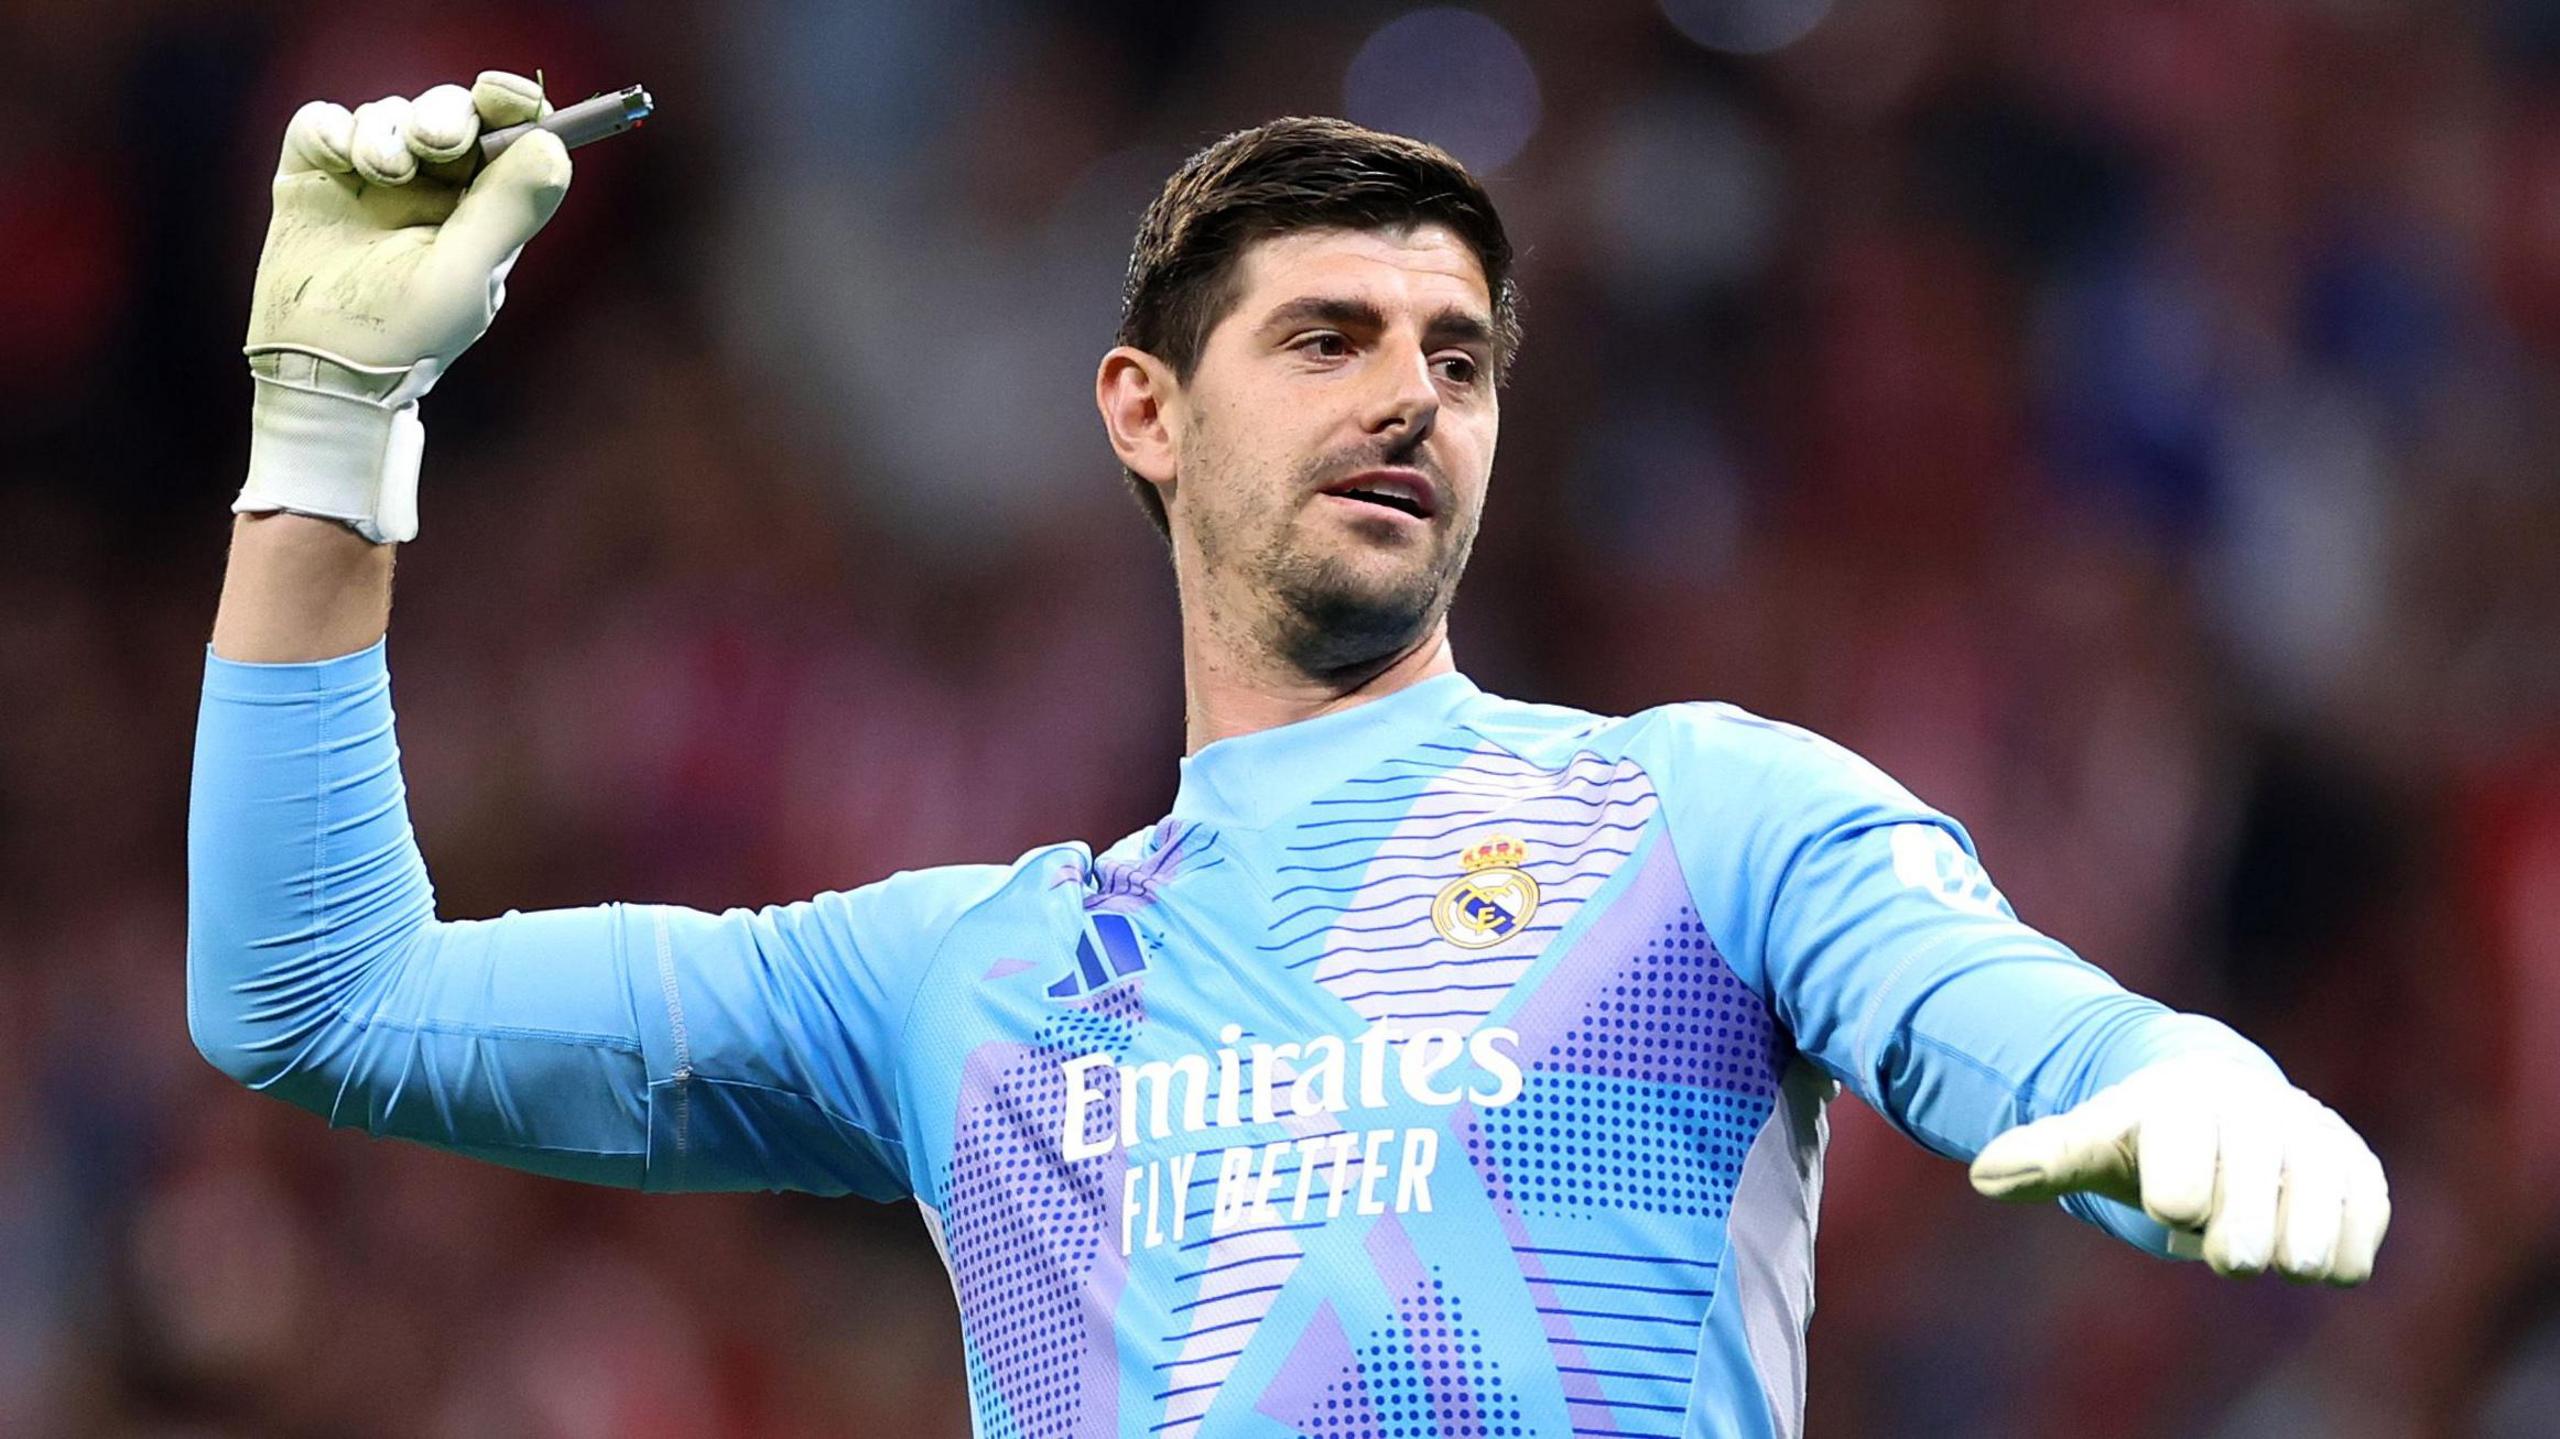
[1255,1303,1378,1434]
[1531,908,1778,1096]
[1465,1075,1765,1218]
[939,983,1144,1438]
[1467,908,1778,1221]
[1473,826,1782,1227]
[1294,1274,1524,1438]
[1448,832,1782,1426]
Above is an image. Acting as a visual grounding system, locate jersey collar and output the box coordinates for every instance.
[1171,672,1486,831]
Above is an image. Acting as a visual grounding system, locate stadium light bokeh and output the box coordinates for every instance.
[1661,0,1837,55]
[2,2,2555,1434]
[1342,8,1542,174]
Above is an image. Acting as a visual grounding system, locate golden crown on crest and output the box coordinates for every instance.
[1459,836,1529,873]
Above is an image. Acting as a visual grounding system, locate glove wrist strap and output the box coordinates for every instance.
[235,347,438,545]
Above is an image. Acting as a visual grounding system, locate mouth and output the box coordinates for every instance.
[1318,468,1439,522]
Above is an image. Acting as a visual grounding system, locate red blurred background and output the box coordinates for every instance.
[1,1,2554,1434]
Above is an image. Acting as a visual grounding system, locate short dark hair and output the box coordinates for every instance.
[1114,116,1522,537]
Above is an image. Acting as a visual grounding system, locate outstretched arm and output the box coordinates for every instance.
[1672,706,2389,1283]
[1770,796,2387,1283]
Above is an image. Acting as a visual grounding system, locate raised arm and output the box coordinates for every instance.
[215,71,565,661]
[188,634,946,1196]
[189,76,955,1199]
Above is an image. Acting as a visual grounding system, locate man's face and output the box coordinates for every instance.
[1166,223,1500,677]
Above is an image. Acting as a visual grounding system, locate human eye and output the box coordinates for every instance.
[1290,331,1352,361]
[1433,352,1482,386]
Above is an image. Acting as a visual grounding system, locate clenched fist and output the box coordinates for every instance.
[1970,1055,2390,1285]
[236,71,572,543]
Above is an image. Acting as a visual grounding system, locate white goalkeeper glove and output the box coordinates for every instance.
[1968,1054,2390,1284]
[235,71,572,544]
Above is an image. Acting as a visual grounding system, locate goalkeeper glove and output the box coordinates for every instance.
[234,71,571,544]
[1968,1053,2390,1284]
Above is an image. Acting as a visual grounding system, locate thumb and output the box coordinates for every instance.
[1968,1099,2139,1205]
[437,128,572,280]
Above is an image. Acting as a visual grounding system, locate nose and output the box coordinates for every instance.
[1362,339,1439,449]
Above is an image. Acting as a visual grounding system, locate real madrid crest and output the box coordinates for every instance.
[1432,835,1540,949]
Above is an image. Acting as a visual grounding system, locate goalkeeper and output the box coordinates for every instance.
[191,71,2390,1438]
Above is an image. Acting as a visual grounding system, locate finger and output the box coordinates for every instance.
[349,95,418,186]
[278,99,356,177]
[471,70,552,130]
[2135,1102,2220,1231]
[407,83,479,163]
[2272,1124,2350,1281]
[433,129,573,283]
[2328,1147,2391,1287]
[1969,1094,2138,1204]
[2202,1103,2282,1276]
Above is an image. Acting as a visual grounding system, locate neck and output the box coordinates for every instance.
[1181,618,1456,754]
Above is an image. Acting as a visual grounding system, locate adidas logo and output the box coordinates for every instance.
[1048,912,1148,998]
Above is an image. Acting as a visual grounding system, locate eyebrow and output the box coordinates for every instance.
[1260,295,1496,351]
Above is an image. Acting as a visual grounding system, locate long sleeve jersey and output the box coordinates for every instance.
[187,641,2276,1438]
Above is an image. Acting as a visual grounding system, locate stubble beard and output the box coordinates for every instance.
[1190,440,1481,684]
[1255,515,1471,678]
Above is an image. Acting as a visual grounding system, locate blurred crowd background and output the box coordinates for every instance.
[2,0,2556,1434]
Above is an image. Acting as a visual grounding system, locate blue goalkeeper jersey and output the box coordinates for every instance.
[188,642,2274,1438]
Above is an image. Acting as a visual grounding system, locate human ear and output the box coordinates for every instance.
[1095,347,1180,486]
